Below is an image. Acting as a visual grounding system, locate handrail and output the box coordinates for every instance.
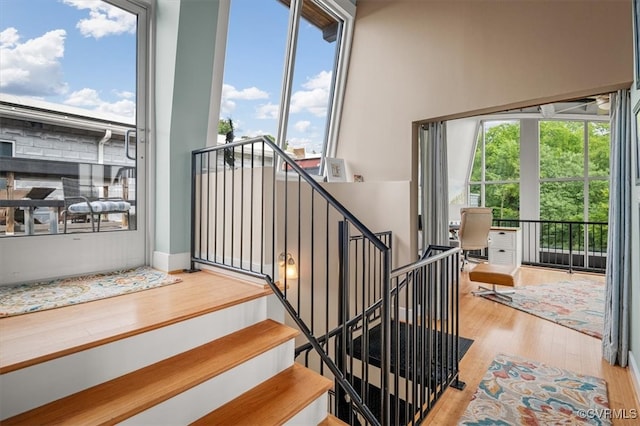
[263,276,380,425]
[391,246,461,278]
[190,139,462,425]
[192,136,388,252]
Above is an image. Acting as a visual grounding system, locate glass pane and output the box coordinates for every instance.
[484,183,519,220]
[284,0,340,174]
[468,184,481,207]
[539,121,585,178]
[483,121,520,181]
[220,0,288,143]
[588,121,610,177]
[540,181,584,221]
[469,128,483,182]
[588,179,609,222]
[588,179,608,255]
[1,0,137,236]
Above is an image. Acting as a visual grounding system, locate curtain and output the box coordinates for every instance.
[420,122,449,250]
[602,89,632,367]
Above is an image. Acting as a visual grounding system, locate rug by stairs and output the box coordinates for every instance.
[458,353,611,425]
[0,266,182,317]
[346,321,473,424]
[350,321,474,380]
[482,279,604,339]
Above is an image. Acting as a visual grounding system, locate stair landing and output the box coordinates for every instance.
[0,269,271,373]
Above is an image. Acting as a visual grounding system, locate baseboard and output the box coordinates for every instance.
[629,351,640,405]
[152,251,191,273]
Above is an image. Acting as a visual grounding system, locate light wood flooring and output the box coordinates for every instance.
[1,266,638,424]
[0,270,271,373]
[424,265,640,425]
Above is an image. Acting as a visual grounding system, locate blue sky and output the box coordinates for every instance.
[0,0,137,118]
[0,0,336,153]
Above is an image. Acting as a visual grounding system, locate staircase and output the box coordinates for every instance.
[0,270,344,425]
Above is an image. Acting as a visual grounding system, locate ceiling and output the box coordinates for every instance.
[501,94,611,118]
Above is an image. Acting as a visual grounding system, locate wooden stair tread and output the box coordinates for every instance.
[0,269,271,373]
[319,414,349,426]
[191,363,332,425]
[3,319,298,425]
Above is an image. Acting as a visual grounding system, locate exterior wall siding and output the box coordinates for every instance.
[0,117,130,165]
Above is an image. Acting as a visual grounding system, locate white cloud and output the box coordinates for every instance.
[113,90,135,99]
[256,102,279,119]
[63,0,136,39]
[64,88,135,119]
[223,84,268,100]
[303,70,332,91]
[220,84,269,115]
[290,70,332,117]
[220,98,236,115]
[294,120,311,133]
[64,88,101,107]
[0,28,68,96]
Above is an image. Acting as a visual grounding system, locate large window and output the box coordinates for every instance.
[0,0,148,283]
[221,0,353,174]
[468,120,520,219]
[1,0,141,237]
[539,120,610,222]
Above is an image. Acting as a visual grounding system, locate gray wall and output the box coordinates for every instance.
[0,118,129,165]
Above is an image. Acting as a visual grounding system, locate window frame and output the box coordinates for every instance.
[538,119,610,222]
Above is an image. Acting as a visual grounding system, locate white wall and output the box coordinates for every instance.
[339,0,632,182]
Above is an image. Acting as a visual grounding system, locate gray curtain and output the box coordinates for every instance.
[420,122,449,250]
[602,89,632,367]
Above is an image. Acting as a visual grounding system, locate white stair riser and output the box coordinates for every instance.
[0,298,267,420]
[120,340,295,425]
[285,393,329,426]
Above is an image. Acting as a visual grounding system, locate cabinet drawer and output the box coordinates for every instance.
[488,248,516,265]
[489,230,517,250]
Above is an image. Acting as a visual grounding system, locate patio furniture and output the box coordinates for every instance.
[61,177,131,233]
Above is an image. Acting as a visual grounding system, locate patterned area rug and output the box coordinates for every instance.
[482,279,604,339]
[458,353,611,425]
[0,266,182,317]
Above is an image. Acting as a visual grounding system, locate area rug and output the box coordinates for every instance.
[458,353,611,425]
[482,279,604,339]
[0,266,182,317]
[350,321,474,382]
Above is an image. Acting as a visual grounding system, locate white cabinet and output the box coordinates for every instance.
[488,227,522,267]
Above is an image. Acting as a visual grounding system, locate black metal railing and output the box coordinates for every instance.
[190,137,462,425]
[492,218,607,273]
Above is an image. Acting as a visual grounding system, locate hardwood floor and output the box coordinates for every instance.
[425,265,640,425]
[0,270,271,373]
[1,266,638,424]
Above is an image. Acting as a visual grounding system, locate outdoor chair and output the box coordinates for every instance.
[61,177,131,233]
[458,207,493,270]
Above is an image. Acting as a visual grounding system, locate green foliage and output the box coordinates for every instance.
[218,118,233,135]
[540,121,584,178]
[469,119,611,251]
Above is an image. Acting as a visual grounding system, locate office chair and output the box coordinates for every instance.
[458,207,493,270]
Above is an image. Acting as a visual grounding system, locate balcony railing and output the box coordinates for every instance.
[492,218,607,273]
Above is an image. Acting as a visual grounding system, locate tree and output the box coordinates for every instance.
[218,118,233,135]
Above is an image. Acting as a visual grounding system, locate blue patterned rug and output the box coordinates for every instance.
[458,353,611,425]
[484,279,604,339]
[0,266,182,317]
